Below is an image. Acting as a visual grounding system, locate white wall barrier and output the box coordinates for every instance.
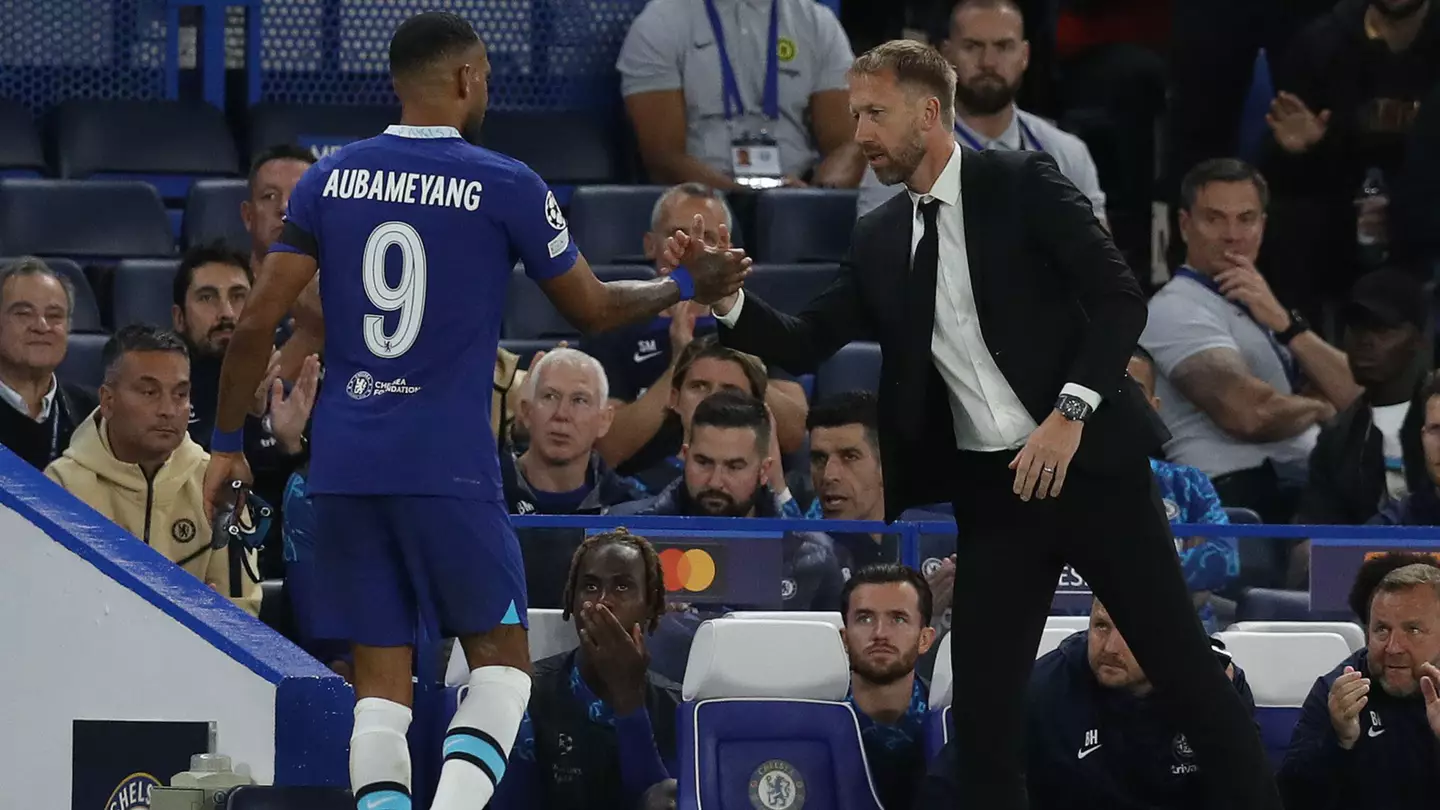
[0,448,350,806]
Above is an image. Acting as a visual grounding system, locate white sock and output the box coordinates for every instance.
[351,697,413,810]
[431,665,532,810]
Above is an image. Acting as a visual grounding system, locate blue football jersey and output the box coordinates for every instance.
[272,124,580,499]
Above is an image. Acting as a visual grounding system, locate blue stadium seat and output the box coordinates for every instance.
[815,341,881,399]
[755,189,857,263]
[1236,588,1313,622]
[247,104,398,161]
[55,101,239,202]
[0,257,102,333]
[678,619,884,810]
[0,99,44,178]
[500,338,564,368]
[0,179,174,258]
[567,185,669,265]
[111,259,180,330]
[222,786,352,809]
[183,179,251,252]
[481,111,619,186]
[57,332,109,391]
[745,264,840,316]
[505,271,577,340]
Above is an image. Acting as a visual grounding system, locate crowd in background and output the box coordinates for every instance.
[0,0,1438,807]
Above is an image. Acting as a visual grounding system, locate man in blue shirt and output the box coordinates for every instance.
[200,13,749,810]
[1129,346,1239,630]
[840,563,935,810]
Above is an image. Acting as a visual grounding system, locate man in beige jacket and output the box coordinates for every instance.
[46,324,261,616]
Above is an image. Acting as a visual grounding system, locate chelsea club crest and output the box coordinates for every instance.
[105,773,159,810]
[748,759,806,810]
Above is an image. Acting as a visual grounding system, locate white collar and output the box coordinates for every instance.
[0,373,57,422]
[907,141,963,209]
[384,124,462,140]
[955,105,1024,150]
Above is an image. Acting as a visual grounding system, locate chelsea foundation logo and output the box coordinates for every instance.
[749,759,805,810]
[106,772,159,810]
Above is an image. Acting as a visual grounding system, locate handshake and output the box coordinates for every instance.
[660,213,751,313]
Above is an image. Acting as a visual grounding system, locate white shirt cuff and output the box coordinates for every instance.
[712,289,746,326]
[1060,383,1102,410]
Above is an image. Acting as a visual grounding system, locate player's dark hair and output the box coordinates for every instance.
[173,242,253,309]
[1180,158,1270,213]
[247,144,316,194]
[806,390,879,452]
[840,563,934,627]
[692,389,771,453]
[1349,551,1440,624]
[561,528,667,634]
[389,12,481,79]
[671,334,768,401]
[102,324,189,383]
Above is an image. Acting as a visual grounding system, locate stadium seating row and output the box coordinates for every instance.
[0,179,859,266]
[444,615,1360,809]
[0,100,625,192]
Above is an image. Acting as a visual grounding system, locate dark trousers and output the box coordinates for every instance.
[946,450,1283,810]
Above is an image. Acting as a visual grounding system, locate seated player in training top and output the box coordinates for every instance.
[497,528,681,810]
[201,12,750,810]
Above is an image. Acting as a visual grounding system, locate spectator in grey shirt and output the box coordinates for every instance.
[618,0,864,189]
[1140,158,1360,523]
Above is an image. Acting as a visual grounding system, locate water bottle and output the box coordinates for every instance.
[1357,168,1388,267]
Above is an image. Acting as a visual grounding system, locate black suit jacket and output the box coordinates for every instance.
[719,149,1168,519]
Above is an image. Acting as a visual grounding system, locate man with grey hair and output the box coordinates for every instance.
[1280,562,1440,808]
[502,347,643,607]
[580,182,808,478]
[0,257,97,469]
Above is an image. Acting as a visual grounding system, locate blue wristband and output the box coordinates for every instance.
[670,266,695,302]
[211,426,245,453]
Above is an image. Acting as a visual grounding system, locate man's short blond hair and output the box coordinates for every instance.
[849,39,957,127]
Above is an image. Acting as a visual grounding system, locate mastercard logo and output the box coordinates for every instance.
[660,548,717,592]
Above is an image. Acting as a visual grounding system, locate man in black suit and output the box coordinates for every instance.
[663,39,1282,810]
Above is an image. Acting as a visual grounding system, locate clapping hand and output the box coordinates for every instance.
[267,354,320,455]
[661,214,752,306]
[1422,662,1440,740]
[1328,666,1370,749]
[1266,92,1330,154]
[579,602,649,715]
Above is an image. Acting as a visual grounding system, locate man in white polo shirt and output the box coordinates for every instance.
[618,0,864,190]
[855,0,1106,219]
[1141,158,1360,525]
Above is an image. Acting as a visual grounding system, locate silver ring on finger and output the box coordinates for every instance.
[1042,466,1056,474]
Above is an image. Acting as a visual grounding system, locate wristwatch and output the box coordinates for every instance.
[1274,309,1311,345]
[1055,393,1093,423]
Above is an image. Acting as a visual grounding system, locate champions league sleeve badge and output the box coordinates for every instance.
[748,759,806,810]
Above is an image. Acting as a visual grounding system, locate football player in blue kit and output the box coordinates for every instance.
[201,12,750,810]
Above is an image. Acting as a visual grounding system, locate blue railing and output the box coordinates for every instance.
[508,514,1440,568]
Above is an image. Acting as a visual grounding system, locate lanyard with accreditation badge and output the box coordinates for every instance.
[704,0,784,184]
[954,117,1045,153]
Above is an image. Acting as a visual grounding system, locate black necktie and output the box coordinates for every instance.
[909,198,941,353]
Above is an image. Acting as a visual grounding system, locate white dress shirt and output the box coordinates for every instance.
[0,373,57,422]
[717,141,1100,451]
